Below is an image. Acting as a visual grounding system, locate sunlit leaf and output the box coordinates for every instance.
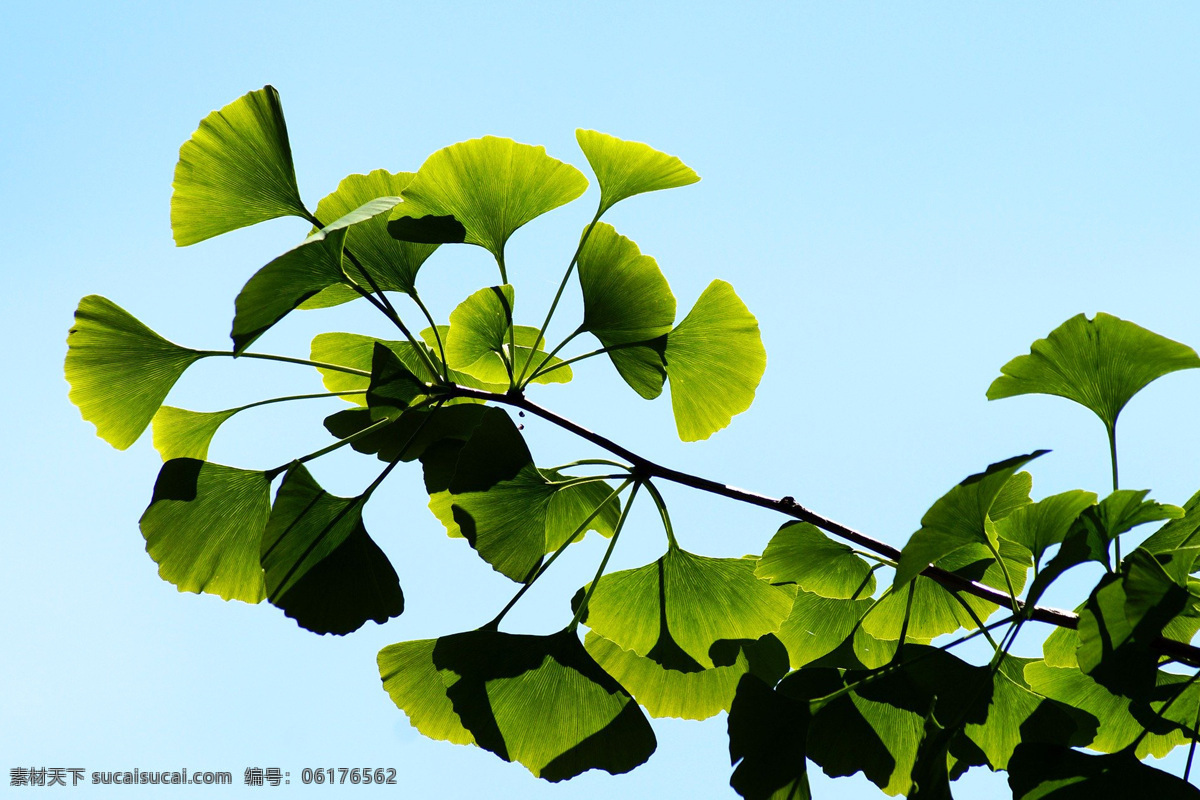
[428,629,656,781]
[578,548,794,671]
[151,406,238,461]
[757,522,876,599]
[260,463,403,634]
[576,222,676,344]
[388,136,588,261]
[365,343,428,413]
[1008,742,1200,799]
[664,280,766,441]
[1137,490,1200,559]
[987,313,1200,431]
[302,170,438,307]
[66,296,208,449]
[893,454,1043,588]
[585,632,786,721]
[775,590,875,668]
[609,338,668,399]
[231,197,400,353]
[575,129,700,215]
[378,639,475,745]
[138,459,270,603]
[171,86,307,246]
[996,490,1099,565]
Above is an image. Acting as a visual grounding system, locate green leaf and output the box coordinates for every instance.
[388,136,588,261]
[585,632,785,721]
[378,639,475,745]
[171,86,307,246]
[310,332,502,401]
[301,170,439,307]
[1008,743,1200,799]
[775,590,875,668]
[893,453,1044,589]
[365,343,428,413]
[231,198,400,353]
[1137,490,1200,558]
[259,463,402,635]
[727,673,816,800]
[756,522,876,600]
[138,459,270,603]
[422,324,570,386]
[429,629,656,781]
[664,280,767,441]
[578,548,794,671]
[987,313,1200,431]
[996,490,1099,566]
[1025,660,1190,757]
[66,296,208,450]
[608,337,669,399]
[1098,490,1184,544]
[576,223,676,344]
[324,405,492,465]
[575,129,700,215]
[542,470,621,550]
[1076,550,1190,700]
[151,406,238,461]
[440,288,573,386]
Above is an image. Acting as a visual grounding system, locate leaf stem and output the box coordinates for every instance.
[985,539,1022,616]
[483,479,633,631]
[1130,669,1200,752]
[517,208,604,385]
[231,390,364,414]
[410,289,449,382]
[568,483,641,632]
[1109,420,1122,564]
[641,479,678,548]
[210,350,370,377]
[549,458,633,472]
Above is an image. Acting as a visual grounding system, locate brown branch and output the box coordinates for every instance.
[430,385,1200,667]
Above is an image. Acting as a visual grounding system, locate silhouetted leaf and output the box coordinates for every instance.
[302,170,438,306]
[365,343,427,413]
[728,673,816,800]
[324,405,491,464]
[171,86,307,245]
[987,313,1200,431]
[1008,742,1200,799]
[388,136,588,260]
[758,522,876,599]
[260,463,402,634]
[894,454,1043,588]
[138,459,270,602]
[664,280,766,441]
[997,490,1099,565]
[575,129,700,214]
[66,296,208,449]
[579,549,794,671]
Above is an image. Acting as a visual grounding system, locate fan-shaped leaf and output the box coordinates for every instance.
[987,313,1200,431]
[151,406,238,461]
[171,86,307,246]
[757,522,876,599]
[422,324,570,386]
[1137,490,1200,558]
[388,136,588,261]
[302,170,438,307]
[775,591,875,668]
[1008,742,1200,799]
[576,223,676,345]
[66,296,208,450]
[997,490,1098,566]
[260,463,402,635]
[894,453,1043,589]
[440,288,573,386]
[378,639,475,745]
[728,672,816,800]
[664,280,766,441]
[138,459,270,603]
[578,548,794,670]
[428,629,656,781]
[324,405,492,464]
[365,343,428,413]
[575,129,700,214]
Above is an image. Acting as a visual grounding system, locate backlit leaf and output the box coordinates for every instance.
[576,129,700,214]
[378,639,475,745]
[388,136,588,261]
[775,590,875,668]
[987,313,1200,431]
[138,459,270,603]
[996,490,1098,566]
[171,86,307,246]
[757,521,876,599]
[576,223,676,345]
[151,406,238,461]
[664,280,766,441]
[66,296,208,450]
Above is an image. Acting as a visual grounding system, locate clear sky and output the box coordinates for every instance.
[4,2,1200,798]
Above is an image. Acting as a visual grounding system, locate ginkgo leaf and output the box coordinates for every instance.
[422,325,571,387]
[366,344,428,413]
[608,338,668,399]
[232,197,400,353]
[1137,490,1200,556]
[138,459,270,603]
[445,285,514,371]
[578,548,794,670]
[260,463,402,635]
[66,296,209,450]
[757,522,876,599]
[324,405,492,465]
[775,591,875,668]
[987,313,1200,432]
[378,639,475,746]
[893,453,1043,589]
[575,129,700,215]
[576,223,676,345]
[1096,490,1183,544]
[664,280,766,441]
[388,136,588,261]
[428,629,656,781]
[171,86,308,246]
[728,673,816,800]
[1008,742,1200,799]
[301,169,438,307]
[151,406,238,461]
[996,490,1098,565]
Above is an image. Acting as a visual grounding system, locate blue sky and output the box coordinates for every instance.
[4,3,1200,798]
